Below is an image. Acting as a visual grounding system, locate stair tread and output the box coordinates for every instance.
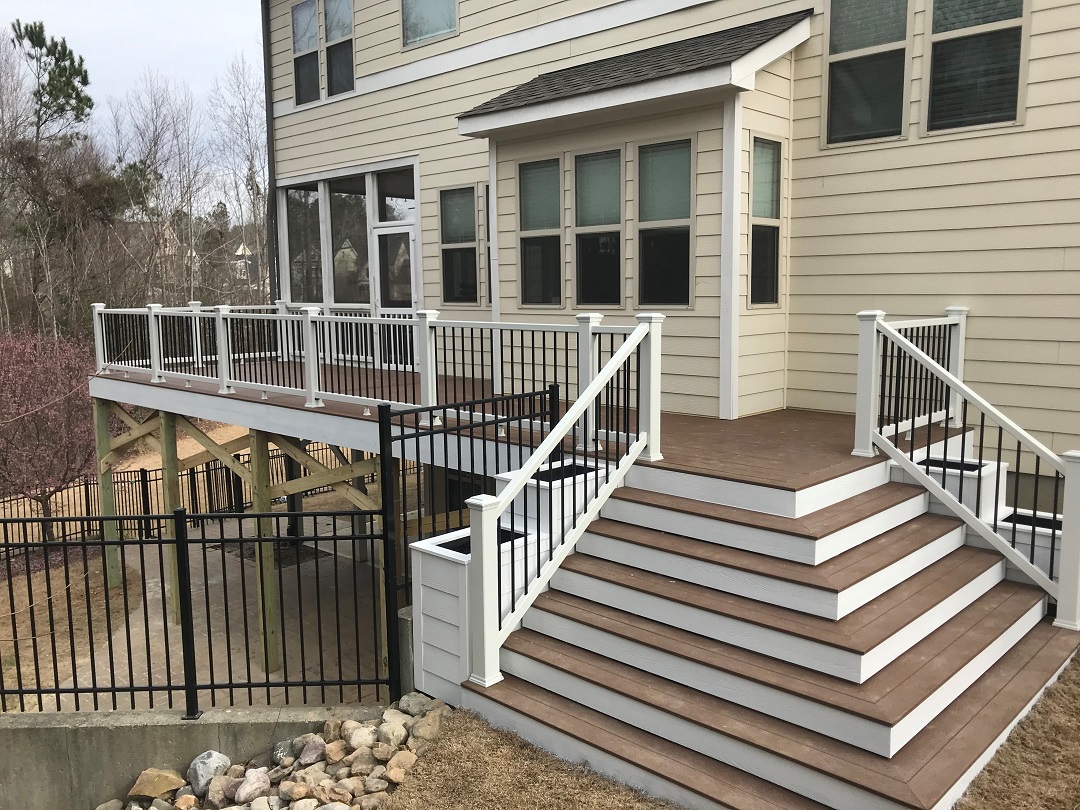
[559,548,1002,654]
[610,482,925,540]
[501,620,1080,809]
[586,513,964,593]
[462,675,831,810]
[532,583,1046,724]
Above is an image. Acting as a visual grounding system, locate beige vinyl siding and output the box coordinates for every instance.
[494,107,724,418]
[739,54,794,416]
[787,0,1080,454]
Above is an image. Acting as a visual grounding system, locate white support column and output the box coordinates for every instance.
[275,299,292,362]
[1055,451,1080,630]
[577,313,602,450]
[466,493,504,687]
[719,93,743,420]
[636,313,665,462]
[214,305,234,395]
[301,306,323,408]
[147,304,164,383]
[416,309,440,409]
[945,306,969,427]
[188,301,203,369]
[852,310,886,458]
[92,303,106,373]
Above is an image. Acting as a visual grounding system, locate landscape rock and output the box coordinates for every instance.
[344,725,377,750]
[295,764,333,788]
[368,766,387,781]
[335,776,366,797]
[129,768,186,799]
[267,764,293,783]
[250,797,272,810]
[364,776,389,794]
[409,711,443,742]
[173,796,199,810]
[360,793,389,810]
[271,740,293,765]
[292,733,319,757]
[188,751,232,798]
[318,804,350,810]
[386,750,417,772]
[384,767,406,785]
[340,720,362,739]
[204,775,231,810]
[293,801,319,810]
[234,767,272,803]
[325,739,349,763]
[381,708,414,729]
[377,722,407,748]
[150,800,173,810]
[280,756,295,768]
[371,743,396,762]
[397,692,436,717]
[324,718,343,742]
[313,783,353,804]
[95,802,124,810]
[278,780,310,801]
[298,736,327,766]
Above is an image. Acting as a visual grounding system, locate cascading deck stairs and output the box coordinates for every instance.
[460,448,1080,810]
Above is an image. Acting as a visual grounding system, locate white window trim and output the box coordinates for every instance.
[918,0,1030,138]
[819,0,917,149]
[570,147,626,310]
[400,0,460,50]
[437,183,485,308]
[633,135,697,312]
[290,0,356,107]
[747,133,784,310]
[517,157,564,309]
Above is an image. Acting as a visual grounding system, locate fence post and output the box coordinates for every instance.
[1055,452,1080,630]
[147,304,164,383]
[188,301,204,369]
[467,493,503,687]
[172,508,202,719]
[576,313,603,451]
[853,310,886,458]
[214,305,234,394]
[139,468,153,539]
[377,405,400,698]
[636,313,665,462]
[945,306,969,427]
[416,310,440,410]
[301,306,323,408]
[92,303,107,373]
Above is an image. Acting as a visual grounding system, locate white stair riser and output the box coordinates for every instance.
[551,561,1004,683]
[601,493,929,565]
[501,649,905,810]
[625,461,890,519]
[461,690,732,810]
[578,526,964,620]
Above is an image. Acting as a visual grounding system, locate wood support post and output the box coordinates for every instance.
[250,429,281,673]
[92,398,121,587]
[160,412,182,623]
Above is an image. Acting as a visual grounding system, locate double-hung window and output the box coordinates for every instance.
[440,187,479,304]
[926,0,1024,131]
[825,0,910,143]
[291,0,354,106]
[519,159,562,306]
[402,0,457,46]
[638,140,692,307]
[574,151,622,306]
[750,138,782,306]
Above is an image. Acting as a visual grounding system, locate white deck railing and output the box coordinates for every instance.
[852,308,1080,629]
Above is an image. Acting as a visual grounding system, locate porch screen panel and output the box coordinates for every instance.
[378,233,413,309]
[286,185,324,303]
[330,175,370,304]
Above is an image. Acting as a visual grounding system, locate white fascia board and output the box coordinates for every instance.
[274,0,714,118]
[728,15,813,87]
[458,64,735,138]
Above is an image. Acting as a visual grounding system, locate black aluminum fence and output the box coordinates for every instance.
[0,509,398,714]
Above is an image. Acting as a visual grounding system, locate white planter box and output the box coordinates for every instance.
[995,509,1063,580]
[494,458,612,535]
[910,457,1009,523]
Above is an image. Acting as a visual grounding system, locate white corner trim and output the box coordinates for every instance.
[729,15,813,87]
[458,65,736,137]
[274,0,716,118]
[719,94,742,420]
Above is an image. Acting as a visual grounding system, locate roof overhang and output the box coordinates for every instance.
[458,13,812,139]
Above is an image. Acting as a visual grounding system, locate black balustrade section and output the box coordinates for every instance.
[226,314,305,392]
[316,316,418,405]
[156,313,218,379]
[100,312,152,369]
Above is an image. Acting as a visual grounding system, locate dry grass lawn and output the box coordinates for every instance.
[386,709,681,810]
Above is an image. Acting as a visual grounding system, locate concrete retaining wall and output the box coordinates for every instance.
[0,705,382,808]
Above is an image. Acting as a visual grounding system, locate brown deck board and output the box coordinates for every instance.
[586,513,963,592]
[610,482,925,540]
[501,620,1080,809]
[560,549,1003,653]
[462,676,831,810]
[532,584,1045,725]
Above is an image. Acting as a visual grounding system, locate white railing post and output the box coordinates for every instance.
[416,310,440,409]
[214,305,234,395]
[187,301,203,368]
[467,493,504,687]
[301,306,323,408]
[147,304,164,383]
[92,303,106,373]
[1055,452,1080,630]
[577,313,603,450]
[945,306,969,427]
[636,313,665,462]
[853,310,886,458]
[275,299,292,362]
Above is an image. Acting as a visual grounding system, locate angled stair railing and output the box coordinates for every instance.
[465,314,665,687]
[853,308,1080,628]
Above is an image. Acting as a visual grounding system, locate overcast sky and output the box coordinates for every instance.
[9,1,264,107]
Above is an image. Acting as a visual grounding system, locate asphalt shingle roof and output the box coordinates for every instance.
[460,10,813,120]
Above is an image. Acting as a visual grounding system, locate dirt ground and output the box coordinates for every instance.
[116,420,249,472]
